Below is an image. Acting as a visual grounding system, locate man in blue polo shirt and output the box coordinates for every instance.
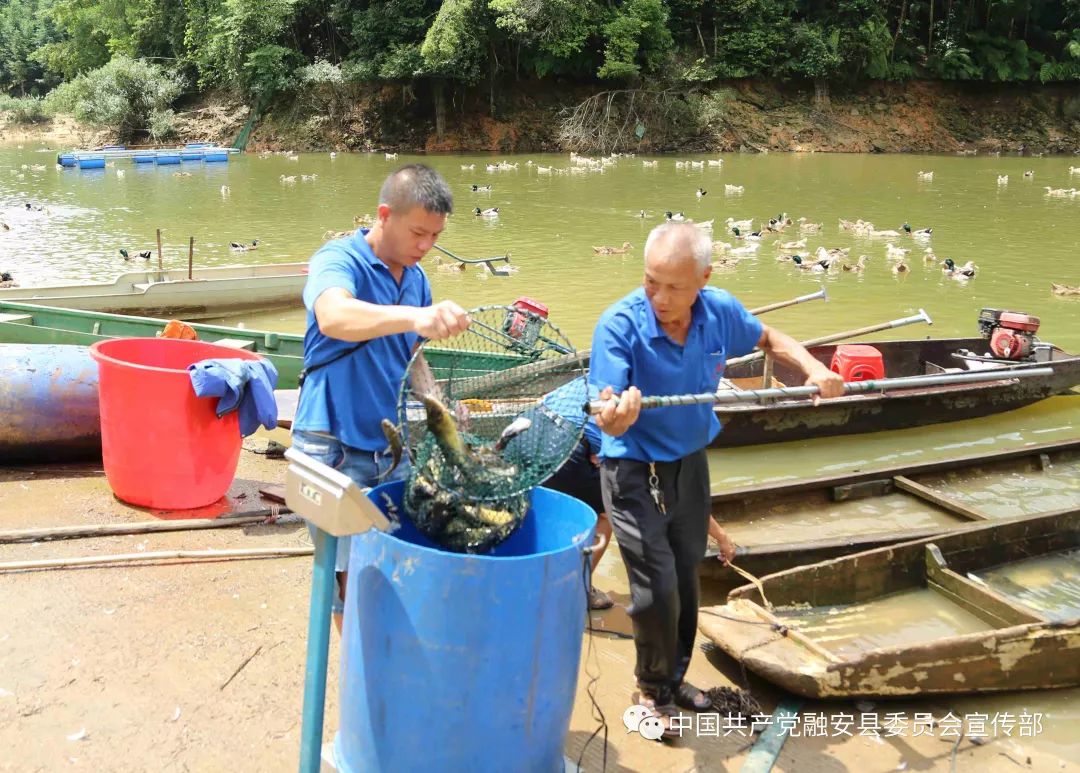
[590,222,843,733]
[292,164,469,630]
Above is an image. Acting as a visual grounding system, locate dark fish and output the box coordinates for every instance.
[378,418,403,480]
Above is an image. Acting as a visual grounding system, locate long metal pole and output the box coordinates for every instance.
[299,528,338,773]
[433,243,510,266]
[585,367,1053,415]
[726,308,933,367]
[747,286,827,315]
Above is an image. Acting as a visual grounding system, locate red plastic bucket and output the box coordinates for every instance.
[89,338,264,510]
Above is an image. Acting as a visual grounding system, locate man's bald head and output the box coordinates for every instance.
[644,222,712,275]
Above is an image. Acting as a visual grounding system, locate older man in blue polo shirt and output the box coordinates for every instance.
[292,164,469,630]
[590,221,843,731]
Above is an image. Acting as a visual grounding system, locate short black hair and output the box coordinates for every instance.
[379,164,453,215]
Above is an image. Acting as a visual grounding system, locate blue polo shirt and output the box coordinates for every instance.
[589,286,763,462]
[293,230,432,451]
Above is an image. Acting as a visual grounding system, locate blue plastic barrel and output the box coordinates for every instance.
[0,344,101,462]
[57,153,76,167]
[203,151,228,162]
[180,150,203,161]
[155,153,181,165]
[77,155,105,169]
[185,142,213,148]
[133,152,156,164]
[336,481,597,773]
[102,144,126,150]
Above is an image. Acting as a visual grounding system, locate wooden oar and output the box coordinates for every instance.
[726,308,933,367]
[585,366,1054,414]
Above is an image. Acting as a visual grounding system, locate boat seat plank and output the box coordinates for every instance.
[894,475,989,521]
[831,478,893,501]
[0,313,34,324]
[212,338,256,350]
[925,544,1046,627]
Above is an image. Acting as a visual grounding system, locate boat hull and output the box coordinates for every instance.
[701,510,1080,697]
[0,303,535,390]
[701,439,1080,585]
[711,338,1080,447]
[0,264,309,320]
[0,344,101,462]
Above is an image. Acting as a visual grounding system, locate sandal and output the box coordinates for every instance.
[673,681,713,712]
[588,586,614,610]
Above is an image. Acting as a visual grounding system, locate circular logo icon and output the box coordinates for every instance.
[622,705,650,733]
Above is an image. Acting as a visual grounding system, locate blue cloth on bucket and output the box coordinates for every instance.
[188,358,279,436]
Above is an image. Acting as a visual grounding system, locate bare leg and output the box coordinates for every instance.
[590,512,613,573]
[588,513,615,609]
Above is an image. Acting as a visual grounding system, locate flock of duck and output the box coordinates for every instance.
[596,211,974,279]
[5,149,1079,295]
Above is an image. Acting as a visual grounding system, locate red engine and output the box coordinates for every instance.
[502,297,549,352]
[979,308,1040,360]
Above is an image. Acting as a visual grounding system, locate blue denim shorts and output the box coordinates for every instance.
[291,429,411,612]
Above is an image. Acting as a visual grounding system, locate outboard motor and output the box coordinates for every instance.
[978,308,1041,360]
[502,297,549,353]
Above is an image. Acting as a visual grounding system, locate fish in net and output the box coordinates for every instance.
[393,303,589,553]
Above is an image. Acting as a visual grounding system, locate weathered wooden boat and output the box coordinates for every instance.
[0,263,309,319]
[0,344,101,462]
[711,338,1080,447]
[0,303,533,389]
[702,437,1080,585]
[700,508,1080,698]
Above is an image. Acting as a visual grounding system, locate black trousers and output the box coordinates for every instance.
[600,449,710,698]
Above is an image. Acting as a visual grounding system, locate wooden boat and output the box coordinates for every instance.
[700,508,1080,697]
[467,337,1080,448]
[0,302,533,389]
[0,263,309,319]
[711,338,1080,447]
[0,344,101,462]
[701,437,1080,586]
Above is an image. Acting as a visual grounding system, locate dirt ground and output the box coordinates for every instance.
[1,428,1076,772]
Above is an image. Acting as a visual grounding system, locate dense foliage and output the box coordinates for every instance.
[1,0,1078,111]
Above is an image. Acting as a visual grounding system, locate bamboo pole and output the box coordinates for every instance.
[188,236,195,280]
[156,228,164,275]
[0,511,285,544]
[0,547,313,572]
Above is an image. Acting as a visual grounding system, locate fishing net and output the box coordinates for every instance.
[395,302,589,553]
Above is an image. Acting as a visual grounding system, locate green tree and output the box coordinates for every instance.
[597,0,674,79]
